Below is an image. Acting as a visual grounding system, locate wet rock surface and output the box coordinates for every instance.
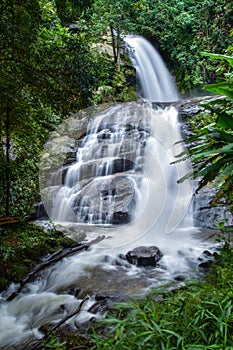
[40,102,150,224]
[126,246,163,267]
[197,249,220,269]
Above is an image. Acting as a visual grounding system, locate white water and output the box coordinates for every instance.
[124,35,179,102]
[0,37,212,349]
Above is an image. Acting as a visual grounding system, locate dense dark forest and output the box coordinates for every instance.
[0,0,232,218]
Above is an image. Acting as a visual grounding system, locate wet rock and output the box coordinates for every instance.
[55,224,87,243]
[63,151,77,166]
[202,250,213,257]
[25,201,49,221]
[118,253,127,260]
[72,175,137,224]
[198,260,213,269]
[213,251,220,259]
[68,288,81,298]
[198,250,216,269]
[111,211,130,224]
[95,294,112,301]
[40,102,151,225]
[126,246,163,267]
[102,158,135,175]
[97,129,112,139]
[174,275,186,282]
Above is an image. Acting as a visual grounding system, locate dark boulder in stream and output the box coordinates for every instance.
[126,246,163,267]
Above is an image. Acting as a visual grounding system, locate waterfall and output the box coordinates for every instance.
[0,36,212,350]
[124,35,179,102]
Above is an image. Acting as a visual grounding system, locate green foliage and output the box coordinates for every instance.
[88,0,233,93]
[201,53,233,98]
[138,0,233,92]
[40,332,66,349]
[176,50,233,209]
[0,0,102,217]
[91,243,233,349]
[0,222,76,290]
[92,69,137,104]
[91,0,138,35]
[54,0,94,23]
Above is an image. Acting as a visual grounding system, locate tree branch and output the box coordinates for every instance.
[29,296,90,350]
[7,235,105,301]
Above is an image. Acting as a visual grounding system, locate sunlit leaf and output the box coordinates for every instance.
[201,52,233,68]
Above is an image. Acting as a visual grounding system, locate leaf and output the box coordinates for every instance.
[192,143,233,159]
[219,130,233,143]
[216,113,233,130]
[201,52,233,68]
[214,163,233,186]
[203,82,233,99]
[196,157,227,178]
[177,170,194,183]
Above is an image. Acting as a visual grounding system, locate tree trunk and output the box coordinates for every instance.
[116,28,121,70]
[5,102,11,217]
[110,26,121,70]
[110,25,118,65]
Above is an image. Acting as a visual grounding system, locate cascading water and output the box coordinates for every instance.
[124,35,179,102]
[0,36,213,349]
[49,103,147,225]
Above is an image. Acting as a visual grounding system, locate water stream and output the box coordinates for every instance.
[0,36,216,349]
[124,35,179,102]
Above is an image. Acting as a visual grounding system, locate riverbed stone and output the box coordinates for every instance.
[126,246,163,267]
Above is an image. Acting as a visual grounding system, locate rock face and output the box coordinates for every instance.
[72,175,138,224]
[126,246,163,267]
[40,102,150,224]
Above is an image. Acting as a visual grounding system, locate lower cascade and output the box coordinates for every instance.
[0,36,216,349]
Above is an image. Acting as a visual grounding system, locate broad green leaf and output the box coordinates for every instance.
[192,143,233,159]
[196,158,227,178]
[217,113,233,130]
[203,82,233,99]
[201,52,233,68]
[214,163,233,186]
[220,130,233,143]
[177,170,194,183]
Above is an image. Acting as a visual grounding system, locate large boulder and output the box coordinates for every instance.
[72,175,138,224]
[126,246,163,267]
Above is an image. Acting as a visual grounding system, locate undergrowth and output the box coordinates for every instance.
[0,222,76,290]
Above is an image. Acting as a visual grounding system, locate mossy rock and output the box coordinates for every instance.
[0,223,80,291]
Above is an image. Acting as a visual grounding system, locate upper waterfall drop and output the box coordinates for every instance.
[124,35,179,103]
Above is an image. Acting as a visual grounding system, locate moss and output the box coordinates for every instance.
[0,222,77,291]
